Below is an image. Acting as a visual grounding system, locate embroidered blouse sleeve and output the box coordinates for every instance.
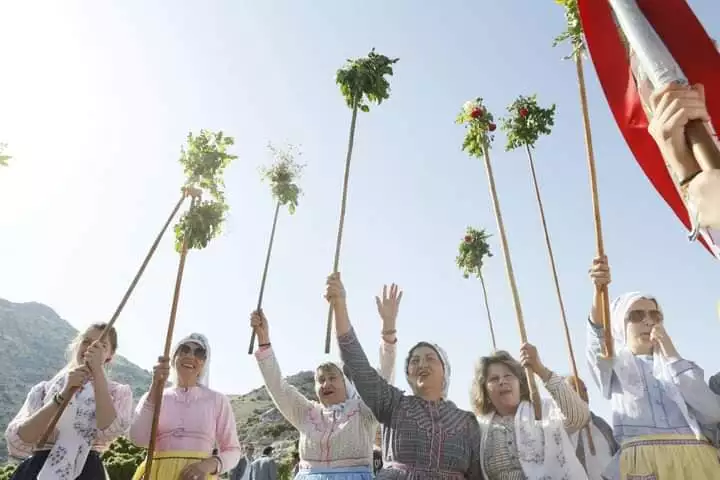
[5,382,46,458]
[255,346,314,429]
[377,339,397,383]
[214,393,242,474]
[96,383,133,442]
[667,358,720,424]
[544,373,591,434]
[586,319,614,399]
[128,390,155,448]
[338,328,403,425]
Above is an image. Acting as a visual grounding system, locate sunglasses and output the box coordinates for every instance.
[627,309,663,324]
[177,343,207,360]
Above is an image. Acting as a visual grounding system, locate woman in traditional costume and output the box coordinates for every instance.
[5,323,133,479]
[327,273,483,480]
[129,333,241,480]
[587,257,720,479]
[472,348,589,479]
[249,283,400,480]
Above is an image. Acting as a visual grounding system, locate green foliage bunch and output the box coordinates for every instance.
[260,143,305,214]
[0,463,16,480]
[102,436,146,480]
[174,130,238,252]
[500,95,556,151]
[456,227,493,279]
[336,48,399,112]
[553,0,585,59]
[0,143,11,167]
[456,98,496,160]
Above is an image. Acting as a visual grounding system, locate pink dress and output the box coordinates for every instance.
[129,386,241,474]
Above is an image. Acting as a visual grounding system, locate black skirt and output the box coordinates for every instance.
[10,450,106,480]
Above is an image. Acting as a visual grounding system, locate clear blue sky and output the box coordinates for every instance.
[0,1,718,422]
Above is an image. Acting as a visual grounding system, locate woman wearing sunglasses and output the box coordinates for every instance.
[129,333,241,480]
[587,257,720,479]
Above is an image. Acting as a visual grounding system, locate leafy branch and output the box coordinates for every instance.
[500,95,556,151]
[336,48,399,112]
[553,0,586,59]
[0,143,11,167]
[260,143,305,214]
[174,130,238,252]
[456,227,493,279]
[456,98,496,160]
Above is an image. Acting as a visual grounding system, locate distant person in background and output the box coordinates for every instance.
[249,446,277,480]
[231,443,255,480]
[371,447,382,477]
[129,333,241,479]
[5,323,133,479]
[565,375,619,480]
[291,451,300,477]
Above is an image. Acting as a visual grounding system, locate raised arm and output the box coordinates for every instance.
[95,383,133,443]
[654,330,720,424]
[6,367,91,456]
[213,393,242,474]
[327,273,403,424]
[251,310,314,429]
[375,283,402,383]
[5,382,48,458]
[543,374,591,434]
[587,256,614,399]
[129,358,169,448]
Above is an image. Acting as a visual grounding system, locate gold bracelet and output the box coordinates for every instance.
[381,329,397,336]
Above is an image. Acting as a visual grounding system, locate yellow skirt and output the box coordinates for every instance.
[621,434,720,479]
[132,451,218,480]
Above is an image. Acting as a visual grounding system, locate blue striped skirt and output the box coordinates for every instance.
[294,465,373,480]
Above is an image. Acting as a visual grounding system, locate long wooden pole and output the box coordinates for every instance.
[142,196,196,479]
[325,98,359,353]
[480,142,542,420]
[248,201,282,354]
[524,145,595,453]
[575,54,613,358]
[479,273,497,350]
[36,191,189,448]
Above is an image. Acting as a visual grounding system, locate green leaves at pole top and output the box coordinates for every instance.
[456,226,493,279]
[500,95,556,151]
[336,48,399,112]
[174,129,238,252]
[260,142,305,214]
[552,0,586,59]
[456,97,496,160]
[0,143,12,167]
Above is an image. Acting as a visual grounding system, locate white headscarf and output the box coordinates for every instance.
[610,292,702,438]
[405,341,451,398]
[323,362,359,413]
[171,333,211,387]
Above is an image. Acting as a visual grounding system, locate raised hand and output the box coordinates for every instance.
[83,341,108,375]
[376,284,403,333]
[151,357,170,387]
[650,324,679,359]
[250,309,270,345]
[325,273,347,306]
[520,343,551,382]
[589,255,611,287]
[648,83,709,147]
[61,366,90,398]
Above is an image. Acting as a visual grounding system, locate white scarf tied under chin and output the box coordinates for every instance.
[610,292,702,439]
[38,371,97,480]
